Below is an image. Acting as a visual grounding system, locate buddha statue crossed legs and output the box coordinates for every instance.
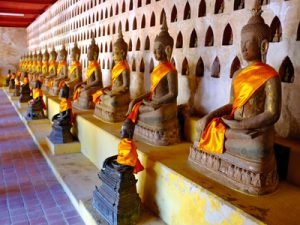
[73,34,103,109]
[93,27,130,122]
[189,3,281,195]
[122,18,180,146]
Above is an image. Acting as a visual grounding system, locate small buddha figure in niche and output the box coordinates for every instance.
[93,26,130,122]
[218,1,224,14]
[19,72,32,103]
[49,44,68,96]
[189,2,281,195]
[26,80,46,120]
[238,0,244,10]
[43,46,58,92]
[122,17,180,146]
[73,34,103,109]
[40,48,50,83]
[65,41,82,98]
[272,27,281,42]
[5,69,12,87]
[49,84,74,143]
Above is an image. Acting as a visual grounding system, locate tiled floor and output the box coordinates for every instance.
[0,90,85,225]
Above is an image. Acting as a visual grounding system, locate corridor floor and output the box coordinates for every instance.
[0,90,85,225]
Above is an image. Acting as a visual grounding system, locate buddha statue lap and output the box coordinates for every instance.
[26,80,46,120]
[93,27,131,122]
[49,44,68,96]
[43,47,58,92]
[122,18,180,146]
[189,3,281,195]
[65,41,82,98]
[39,48,49,84]
[73,35,103,109]
[49,84,74,143]
[19,73,32,103]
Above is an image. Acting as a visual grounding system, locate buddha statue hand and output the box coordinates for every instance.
[221,116,243,129]
[142,98,160,110]
[196,114,212,139]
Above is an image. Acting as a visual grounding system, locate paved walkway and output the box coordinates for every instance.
[0,90,85,225]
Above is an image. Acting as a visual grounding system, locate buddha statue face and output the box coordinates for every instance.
[59,50,67,61]
[113,46,124,63]
[50,49,57,61]
[113,27,127,63]
[153,41,168,61]
[71,42,80,61]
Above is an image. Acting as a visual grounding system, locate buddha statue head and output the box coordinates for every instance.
[113,26,128,63]
[241,1,271,63]
[87,32,99,61]
[37,51,42,62]
[154,15,174,62]
[59,43,67,62]
[71,40,81,61]
[43,47,50,62]
[50,46,58,61]
[35,80,42,89]
[120,119,135,139]
[59,84,70,99]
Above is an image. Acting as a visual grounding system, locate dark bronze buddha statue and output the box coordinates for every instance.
[26,80,46,120]
[19,72,32,103]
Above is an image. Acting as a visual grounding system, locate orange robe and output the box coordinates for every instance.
[31,88,46,109]
[92,60,129,104]
[59,98,72,112]
[127,61,176,123]
[117,138,144,174]
[73,61,100,102]
[199,62,279,154]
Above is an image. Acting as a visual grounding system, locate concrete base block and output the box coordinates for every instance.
[17,101,28,109]
[9,95,19,101]
[46,136,81,155]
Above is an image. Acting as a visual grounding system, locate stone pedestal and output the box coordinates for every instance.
[93,156,141,225]
[46,137,80,155]
[73,95,95,110]
[188,143,278,195]
[49,124,74,144]
[17,101,28,109]
[26,105,46,120]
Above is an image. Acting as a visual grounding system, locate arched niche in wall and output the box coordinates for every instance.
[125,19,129,31]
[105,8,108,18]
[100,43,103,52]
[146,0,151,4]
[122,0,126,13]
[182,58,189,75]
[297,22,300,41]
[279,56,294,83]
[112,23,116,34]
[96,12,99,21]
[198,0,206,17]
[270,16,282,42]
[110,5,113,17]
[112,60,115,69]
[205,26,214,46]
[100,10,103,20]
[102,26,105,36]
[176,32,183,48]
[140,58,145,73]
[141,14,146,28]
[189,29,198,48]
[222,23,233,45]
[109,42,112,52]
[115,3,119,15]
[133,17,137,30]
[129,0,133,10]
[150,12,155,27]
[215,0,224,14]
[107,25,110,35]
[171,5,177,23]
[145,36,150,50]
[107,59,110,69]
[136,38,141,51]
[105,43,108,52]
[132,58,136,71]
[211,56,220,78]
[160,9,166,25]
[102,59,105,69]
[98,27,101,37]
[260,0,269,5]
[138,0,142,8]
[149,58,154,73]
[183,2,191,20]
[128,39,132,51]
[196,57,204,77]
[230,56,241,78]
[118,22,122,33]
[234,0,244,10]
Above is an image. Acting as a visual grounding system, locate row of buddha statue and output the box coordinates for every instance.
[11,3,281,197]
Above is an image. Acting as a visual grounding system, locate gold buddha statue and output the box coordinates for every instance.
[73,34,103,109]
[40,47,50,85]
[189,3,281,195]
[65,41,82,98]
[93,27,131,122]
[49,44,68,96]
[122,17,180,146]
[43,46,58,92]
[29,51,38,88]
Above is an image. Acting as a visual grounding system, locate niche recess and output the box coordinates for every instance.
[222,24,233,45]
[160,9,166,24]
[279,56,294,83]
[196,57,204,77]
[211,57,220,78]
[150,12,155,27]
[184,2,191,20]
[297,22,300,41]
[189,29,197,48]
[230,56,241,78]
[198,0,206,17]
[136,38,141,51]
[149,58,154,73]
[140,58,145,73]
[171,5,177,23]
[132,58,136,71]
[215,0,224,14]
[145,36,150,50]
[205,26,214,46]
[176,32,183,48]
[270,16,282,42]
[141,15,146,29]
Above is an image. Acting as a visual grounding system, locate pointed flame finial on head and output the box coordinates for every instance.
[118,22,123,39]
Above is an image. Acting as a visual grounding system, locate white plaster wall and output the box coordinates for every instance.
[26,0,300,140]
[0,27,27,76]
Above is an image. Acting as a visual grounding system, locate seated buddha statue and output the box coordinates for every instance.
[29,51,38,89]
[65,41,82,98]
[13,76,21,97]
[43,47,58,92]
[73,34,103,109]
[93,27,130,122]
[5,69,12,87]
[189,4,281,195]
[39,48,49,84]
[49,84,74,143]
[34,51,43,81]
[122,18,180,146]
[19,72,32,103]
[49,44,68,96]
[26,80,46,120]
